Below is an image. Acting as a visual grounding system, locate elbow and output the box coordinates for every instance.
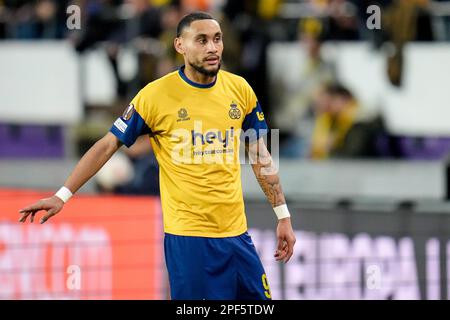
[97,134,121,156]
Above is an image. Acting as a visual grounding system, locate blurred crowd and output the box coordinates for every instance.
[273,0,450,160]
[1,0,446,100]
[1,0,450,193]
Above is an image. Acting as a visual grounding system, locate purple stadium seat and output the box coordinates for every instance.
[0,123,64,158]
[399,137,450,160]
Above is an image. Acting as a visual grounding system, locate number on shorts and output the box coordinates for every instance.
[262,273,272,299]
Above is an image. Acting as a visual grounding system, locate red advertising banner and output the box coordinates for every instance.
[0,189,164,300]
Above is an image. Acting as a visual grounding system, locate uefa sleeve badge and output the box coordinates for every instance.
[122,104,135,121]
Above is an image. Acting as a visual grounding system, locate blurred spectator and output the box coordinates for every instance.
[154,3,183,77]
[116,135,160,195]
[276,18,336,158]
[95,150,136,192]
[0,2,7,38]
[323,0,360,40]
[7,0,67,39]
[124,0,165,95]
[180,0,212,12]
[293,0,360,40]
[74,0,164,99]
[309,84,375,159]
[96,135,159,195]
[224,0,276,119]
[382,0,433,86]
[215,11,242,74]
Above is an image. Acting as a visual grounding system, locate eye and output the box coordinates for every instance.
[198,38,207,44]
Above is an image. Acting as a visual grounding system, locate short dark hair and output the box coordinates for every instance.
[326,83,353,99]
[176,12,216,37]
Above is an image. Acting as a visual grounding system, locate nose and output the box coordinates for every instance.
[206,40,218,53]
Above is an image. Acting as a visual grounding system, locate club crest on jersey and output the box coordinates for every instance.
[122,104,135,121]
[228,101,241,120]
[177,108,190,122]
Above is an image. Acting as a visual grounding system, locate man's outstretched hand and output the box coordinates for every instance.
[19,196,64,224]
[274,218,296,263]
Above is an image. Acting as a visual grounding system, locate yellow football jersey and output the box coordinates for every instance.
[111,66,268,237]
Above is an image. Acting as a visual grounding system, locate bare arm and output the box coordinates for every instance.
[247,138,286,207]
[64,132,123,193]
[19,132,123,224]
[247,138,296,263]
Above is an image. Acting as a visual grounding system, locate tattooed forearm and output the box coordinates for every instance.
[247,141,286,208]
[251,162,286,207]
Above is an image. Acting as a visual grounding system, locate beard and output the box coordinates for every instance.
[189,60,221,77]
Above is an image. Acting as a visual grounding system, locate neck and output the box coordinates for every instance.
[183,64,216,85]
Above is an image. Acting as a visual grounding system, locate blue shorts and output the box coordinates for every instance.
[164,232,272,300]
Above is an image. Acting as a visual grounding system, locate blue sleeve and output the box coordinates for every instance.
[110,110,151,147]
[241,102,269,142]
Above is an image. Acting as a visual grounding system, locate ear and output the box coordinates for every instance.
[174,37,184,55]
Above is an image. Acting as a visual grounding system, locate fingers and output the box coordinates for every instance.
[40,208,58,224]
[284,238,296,263]
[18,201,43,223]
[19,204,41,223]
[19,209,39,223]
[19,201,43,214]
[18,199,60,224]
[274,236,296,263]
[18,211,33,223]
[274,239,288,261]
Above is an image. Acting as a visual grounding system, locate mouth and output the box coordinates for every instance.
[205,56,220,66]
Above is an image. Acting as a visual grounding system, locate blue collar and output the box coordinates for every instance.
[178,65,217,89]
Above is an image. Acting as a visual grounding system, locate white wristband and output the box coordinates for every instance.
[273,204,291,220]
[55,186,73,203]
